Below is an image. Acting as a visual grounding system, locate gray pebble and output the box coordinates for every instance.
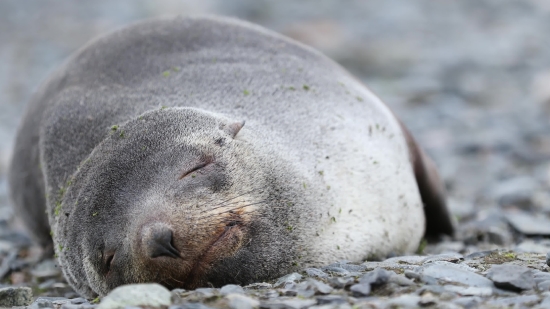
[505,211,550,235]
[349,283,370,297]
[422,253,464,264]
[315,295,347,305]
[220,284,244,295]
[327,277,354,289]
[486,294,540,307]
[384,294,421,308]
[60,304,97,309]
[547,251,550,267]
[0,286,33,307]
[444,285,493,297]
[96,283,172,309]
[486,264,535,291]
[274,273,302,288]
[359,268,391,286]
[169,304,215,309]
[419,262,494,287]
[306,278,333,295]
[304,268,329,279]
[225,294,259,309]
[452,296,483,309]
[388,273,415,286]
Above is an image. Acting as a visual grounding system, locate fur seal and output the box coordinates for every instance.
[9,16,453,297]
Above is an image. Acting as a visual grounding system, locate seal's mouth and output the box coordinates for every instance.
[184,221,245,288]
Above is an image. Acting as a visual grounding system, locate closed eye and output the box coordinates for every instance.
[179,162,210,179]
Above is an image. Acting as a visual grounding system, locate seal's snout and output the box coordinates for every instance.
[141,223,180,259]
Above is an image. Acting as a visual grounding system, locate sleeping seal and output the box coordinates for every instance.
[9,16,453,297]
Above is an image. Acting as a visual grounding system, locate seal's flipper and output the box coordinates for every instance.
[399,122,455,238]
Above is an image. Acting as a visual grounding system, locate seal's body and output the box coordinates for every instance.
[9,16,453,297]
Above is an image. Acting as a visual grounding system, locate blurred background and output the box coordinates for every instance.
[2,0,550,251]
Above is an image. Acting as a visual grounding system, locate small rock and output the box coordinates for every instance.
[349,283,370,297]
[547,251,550,267]
[274,273,302,288]
[29,297,54,309]
[273,299,316,309]
[388,273,415,286]
[225,293,259,309]
[419,262,494,287]
[97,283,172,309]
[306,279,333,295]
[31,259,62,278]
[315,295,347,305]
[384,294,421,308]
[444,285,493,296]
[169,304,215,309]
[381,255,425,265]
[422,253,463,264]
[0,286,33,307]
[486,264,535,291]
[327,277,354,289]
[220,284,244,295]
[244,283,272,290]
[324,262,365,272]
[359,268,391,286]
[303,268,329,279]
[452,296,483,308]
[505,211,550,235]
[486,294,540,307]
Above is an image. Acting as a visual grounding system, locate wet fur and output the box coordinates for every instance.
[9,16,453,297]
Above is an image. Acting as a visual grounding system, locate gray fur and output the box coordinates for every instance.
[9,16,453,297]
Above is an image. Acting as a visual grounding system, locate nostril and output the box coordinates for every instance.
[144,224,180,259]
[104,251,115,274]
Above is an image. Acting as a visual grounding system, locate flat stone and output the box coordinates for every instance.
[327,277,354,289]
[169,303,215,309]
[444,285,493,296]
[388,273,415,286]
[359,268,391,286]
[505,211,550,235]
[350,283,371,297]
[452,296,483,308]
[315,295,347,305]
[225,294,259,309]
[324,262,365,272]
[97,283,172,309]
[419,262,494,287]
[274,273,302,288]
[306,279,333,295]
[303,268,329,279]
[422,253,464,264]
[244,283,272,290]
[381,255,425,265]
[516,240,550,253]
[31,259,61,278]
[220,284,244,295]
[0,286,33,307]
[486,264,535,291]
[486,294,540,307]
[384,294,421,308]
[263,298,316,309]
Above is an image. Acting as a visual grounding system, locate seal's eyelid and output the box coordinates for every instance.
[178,162,210,180]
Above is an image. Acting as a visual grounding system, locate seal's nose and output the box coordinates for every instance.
[142,223,180,258]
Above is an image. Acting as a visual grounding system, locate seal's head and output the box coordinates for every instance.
[54,107,303,297]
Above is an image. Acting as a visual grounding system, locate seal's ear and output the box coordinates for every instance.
[220,121,245,138]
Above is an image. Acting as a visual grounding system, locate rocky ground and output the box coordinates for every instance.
[2,0,550,308]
